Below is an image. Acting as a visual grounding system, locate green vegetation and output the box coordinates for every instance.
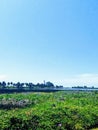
[0,91,98,130]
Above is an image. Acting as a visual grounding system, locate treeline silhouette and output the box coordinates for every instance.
[0,81,63,93]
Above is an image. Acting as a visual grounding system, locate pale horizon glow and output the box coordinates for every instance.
[0,73,98,87]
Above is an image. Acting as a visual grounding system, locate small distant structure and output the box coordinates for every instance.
[43,80,46,85]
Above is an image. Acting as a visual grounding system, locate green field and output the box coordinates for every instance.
[0,91,98,130]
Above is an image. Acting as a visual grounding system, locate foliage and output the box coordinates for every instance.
[0,91,98,130]
[0,81,61,90]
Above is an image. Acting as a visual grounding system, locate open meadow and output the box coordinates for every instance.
[0,91,98,130]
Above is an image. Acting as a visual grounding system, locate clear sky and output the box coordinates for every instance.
[0,0,98,87]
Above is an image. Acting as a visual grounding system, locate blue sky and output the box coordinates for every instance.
[0,0,98,87]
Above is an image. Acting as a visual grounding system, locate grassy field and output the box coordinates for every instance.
[0,91,98,130]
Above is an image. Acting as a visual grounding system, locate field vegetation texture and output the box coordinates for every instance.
[0,91,98,130]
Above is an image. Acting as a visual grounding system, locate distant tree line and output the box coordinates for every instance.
[0,81,63,90]
[72,86,95,89]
